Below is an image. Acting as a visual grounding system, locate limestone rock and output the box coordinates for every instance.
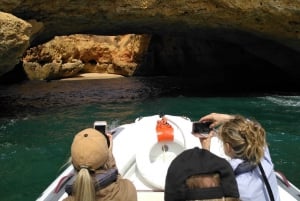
[23,60,84,80]
[1,0,300,50]
[22,34,151,80]
[0,12,31,76]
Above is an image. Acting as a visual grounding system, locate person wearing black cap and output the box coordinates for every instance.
[164,147,240,201]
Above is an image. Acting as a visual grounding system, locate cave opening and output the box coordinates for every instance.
[135,32,300,94]
[1,29,300,94]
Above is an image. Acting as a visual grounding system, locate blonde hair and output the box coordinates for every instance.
[219,115,266,165]
[186,174,220,189]
[73,168,96,201]
[186,174,240,201]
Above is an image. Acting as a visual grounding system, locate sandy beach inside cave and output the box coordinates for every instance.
[60,73,124,81]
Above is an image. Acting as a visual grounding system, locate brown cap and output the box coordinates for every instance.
[71,128,109,171]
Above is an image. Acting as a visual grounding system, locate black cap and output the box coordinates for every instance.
[164,147,239,201]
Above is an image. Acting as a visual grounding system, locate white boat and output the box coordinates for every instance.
[36,114,300,201]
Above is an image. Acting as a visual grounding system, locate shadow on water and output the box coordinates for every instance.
[1,76,300,120]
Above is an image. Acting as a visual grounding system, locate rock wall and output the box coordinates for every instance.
[1,0,299,46]
[1,0,300,85]
[0,12,31,75]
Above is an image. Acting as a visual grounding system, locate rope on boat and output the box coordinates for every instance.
[54,173,74,193]
[276,171,290,187]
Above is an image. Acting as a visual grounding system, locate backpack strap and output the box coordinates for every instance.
[65,168,118,195]
[258,162,275,201]
[234,161,256,176]
[234,161,275,201]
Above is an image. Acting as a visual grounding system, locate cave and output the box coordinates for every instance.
[1,1,300,94]
[135,30,300,93]
[2,30,300,94]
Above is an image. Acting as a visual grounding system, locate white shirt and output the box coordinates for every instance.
[230,147,280,201]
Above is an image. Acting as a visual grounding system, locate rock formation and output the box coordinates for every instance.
[0,0,300,87]
[0,12,31,75]
[22,34,150,80]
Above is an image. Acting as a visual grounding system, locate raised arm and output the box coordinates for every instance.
[199,113,234,128]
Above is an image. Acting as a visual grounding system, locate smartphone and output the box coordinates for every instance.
[93,121,107,134]
[93,121,110,147]
[192,122,212,134]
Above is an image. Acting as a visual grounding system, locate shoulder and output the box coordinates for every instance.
[261,147,275,171]
[229,158,244,170]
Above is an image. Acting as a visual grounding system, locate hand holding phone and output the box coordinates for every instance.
[192,121,212,135]
[93,121,110,147]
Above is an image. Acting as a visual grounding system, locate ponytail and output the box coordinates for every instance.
[73,168,95,201]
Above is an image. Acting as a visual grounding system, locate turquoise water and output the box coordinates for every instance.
[1,85,300,201]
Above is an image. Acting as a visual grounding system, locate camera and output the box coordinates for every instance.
[93,121,110,147]
[192,122,212,134]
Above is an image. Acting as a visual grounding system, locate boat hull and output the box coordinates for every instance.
[36,114,300,201]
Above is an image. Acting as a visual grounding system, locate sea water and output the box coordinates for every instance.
[0,77,300,201]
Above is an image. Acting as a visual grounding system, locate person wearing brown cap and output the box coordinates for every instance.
[164,147,240,201]
[63,128,137,201]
